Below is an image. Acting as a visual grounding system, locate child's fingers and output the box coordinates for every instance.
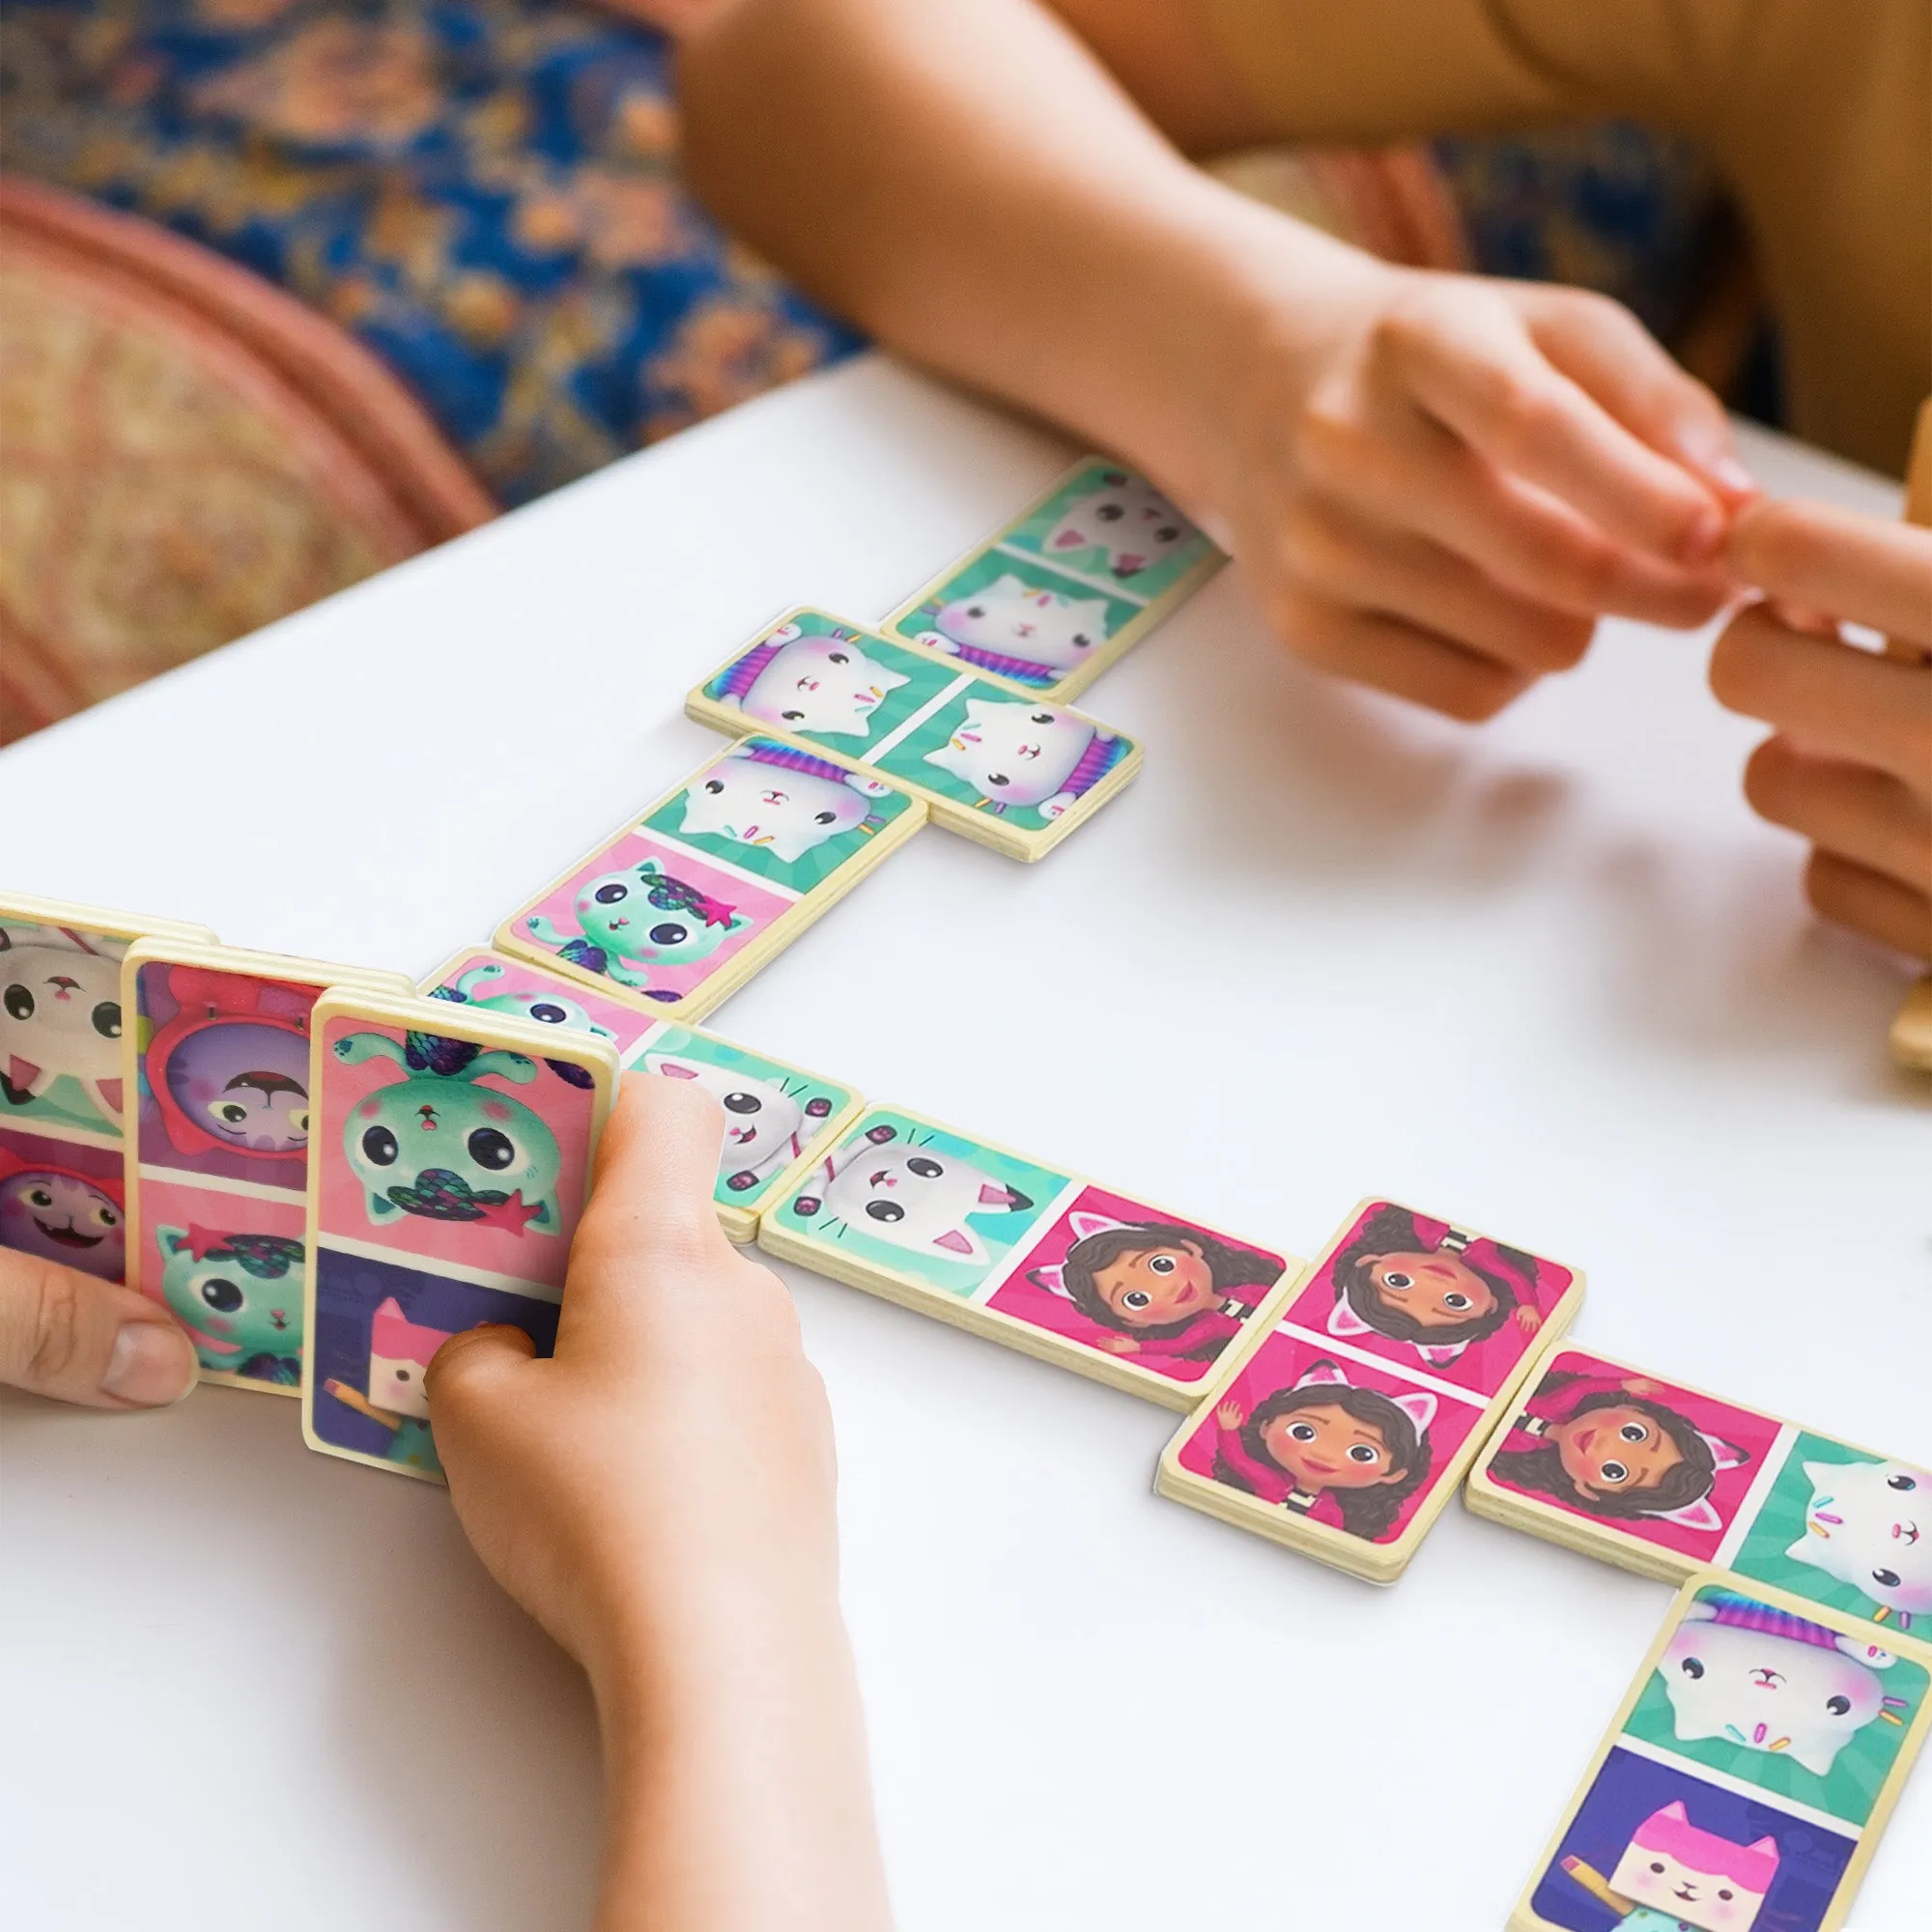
[1520,287,1755,500]
[559,1073,736,1343]
[1268,587,1533,723]
[1710,606,1932,789]
[1380,283,1725,563]
[1278,496,1594,676]
[1311,403,1731,627]
[1803,851,1932,960]
[1744,739,1932,904]
[1730,499,1932,646]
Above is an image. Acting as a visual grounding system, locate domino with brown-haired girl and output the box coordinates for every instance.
[1156,1198,1585,1584]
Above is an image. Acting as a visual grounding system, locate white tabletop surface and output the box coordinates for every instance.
[2,355,1925,1931]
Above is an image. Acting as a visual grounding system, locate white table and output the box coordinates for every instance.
[2,355,1925,1931]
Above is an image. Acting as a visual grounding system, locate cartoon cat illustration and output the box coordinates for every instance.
[919,574,1111,683]
[643,1052,835,1192]
[1658,1591,1909,1777]
[789,1123,1036,1264]
[1785,1458,1932,1633]
[443,962,618,1045]
[0,923,128,1121]
[430,960,617,1090]
[0,1156,125,1281]
[923,699,1125,818]
[155,1224,304,1382]
[1560,1801,1777,1932]
[526,858,753,998]
[1042,471,1197,579]
[712,622,908,737]
[334,1031,562,1236]
[677,742,896,863]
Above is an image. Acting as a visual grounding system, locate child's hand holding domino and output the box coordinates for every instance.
[424,1072,892,1932]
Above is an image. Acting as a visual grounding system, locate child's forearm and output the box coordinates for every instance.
[589,1537,892,1932]
[678,0,1385,511]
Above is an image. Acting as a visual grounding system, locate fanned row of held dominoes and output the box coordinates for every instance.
[4,458,1922,1929]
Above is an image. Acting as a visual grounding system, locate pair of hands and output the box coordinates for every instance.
[1203,262,1931,958]
[2,1078,890,1932]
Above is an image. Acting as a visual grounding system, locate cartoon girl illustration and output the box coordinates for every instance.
[1209,1358,1435,1543]
[1326,1204,1544,1367]
[142,965,315,1165]
[997,1210,1281,1376]
[1488,1368,1749,1531]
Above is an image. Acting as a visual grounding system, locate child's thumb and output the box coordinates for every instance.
[558,1072,733,1344]
[426,1321,537,1415]
[0,1248,197,1407]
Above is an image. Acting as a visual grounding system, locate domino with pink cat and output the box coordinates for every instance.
[495,731,924,1018]
[120,936,414,1396]
[1465,1347,1932,1661]
[881,455,1224,699]
[1,893,216,1293]
[1155,1199,1585,1583]
[687,609,1142,861]
[1512,1573,1931,1932]
[301,987,619,1483]
[758,1103,1296,1409]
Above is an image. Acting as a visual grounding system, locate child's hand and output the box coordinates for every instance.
[1514,1305,1543,1333]
[1098,1333,1141,1355]
[1215,1399,1244,1429]
[426,1073,890,1932]
[0,1244,196,1406]
[1711,498,1932,958]
[1205,266,1745,721]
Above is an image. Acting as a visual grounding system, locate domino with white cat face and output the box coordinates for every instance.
[502,731,925,1014]
[0,895,213,1142]
[1467,1347,1932,1660]
[760,1104,1296,1412]
[883,454,1222,699]
[635,1025,861,1242]
[688,611,1142,861]
[1510,1575,1931,1932]
[0,895,214,1293]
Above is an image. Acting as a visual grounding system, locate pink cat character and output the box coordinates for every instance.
[1559,1800,1778,1931]
[1209,1358,1435,1543]
[991,1209,1282,1380]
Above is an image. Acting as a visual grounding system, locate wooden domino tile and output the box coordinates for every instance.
[1466,1345,1932,1661]
[1156,1198,1586,1583]
[120,937,413,1396]
[301,987,618,1483]
[496,732,925,1019]
[879,454,1224,701]
[1511,1573,1930,1932]
[757,1102,1296,1410]
[686,608,1141,861]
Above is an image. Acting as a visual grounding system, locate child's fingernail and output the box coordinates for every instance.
[1706,454,1756,495]
[1682,503,1725,559]
[102,1322,197,1406]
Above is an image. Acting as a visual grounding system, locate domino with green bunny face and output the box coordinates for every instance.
[302,987,618,1484]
